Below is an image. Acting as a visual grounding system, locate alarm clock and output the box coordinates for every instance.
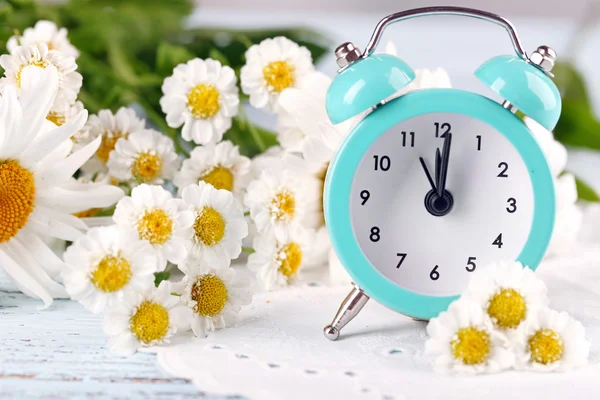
[323,6,560,340]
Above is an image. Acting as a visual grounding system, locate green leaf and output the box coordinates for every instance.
[575,176,600,202]
[156,41,195,76]
[154,270,171,287]
[208,48,230,66]
[225,117,278,158]
[553,100,600,150]
[553,62,589,102]
[552,62,600,151]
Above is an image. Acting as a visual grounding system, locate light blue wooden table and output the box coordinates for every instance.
[0,290,207,399]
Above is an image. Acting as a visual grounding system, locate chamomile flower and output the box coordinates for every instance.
[173,140,251,201]
[513,308,590,371]
[113,184,194,270]
[547,174,583,257]
[76,107,146,174]
[248,229,310,290]
[0,66,122,307]
[245,168,320,242]
[62,226,157,313]
[7,20,80,59]
[253,153,330,268]
[103,280,183,356]
[526,117,568,177]
[462,261,549,331]
[161,58,239,145]
[0,44,82,110]
[46,100,84,128]
[425,300,514,374]
[107,129,179,185]
[241,37,315,111]
[181,263,252,337]
[393,68,452,98]
[181,182,248,269]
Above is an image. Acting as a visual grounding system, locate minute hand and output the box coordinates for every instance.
[437,132,452,196]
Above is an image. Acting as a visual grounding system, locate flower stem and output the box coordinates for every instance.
[242,247,255,254]
[238,107,267,152]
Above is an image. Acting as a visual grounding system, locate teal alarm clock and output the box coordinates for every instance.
[323,6,560,340]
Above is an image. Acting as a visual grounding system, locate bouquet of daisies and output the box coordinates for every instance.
[0,4,587,358]
[0,13,361,355]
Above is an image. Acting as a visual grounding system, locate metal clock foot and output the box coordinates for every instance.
[323,285,370,341]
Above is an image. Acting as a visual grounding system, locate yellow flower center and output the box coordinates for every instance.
[277,242,303,278]
[0,161,36,244]
[262,61,295,93]
[193,207,226,246]
[200,166,234,192]
[90,254,131,292]
[191,274,228,317]
[317,163,328,226]
[46,112,66,127]
[187,84,220,119]
[451,327,491,365]
[73,208,102,218]
[270,189,296,221]
[528,328,564,365]
[16,60,49,87]
[129,301,170,344]
[137,208,173,245]
[132,152,162,183]
[96,131,128,164]
[487,288,527,329]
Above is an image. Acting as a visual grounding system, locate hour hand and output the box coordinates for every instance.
[419,157,437,192]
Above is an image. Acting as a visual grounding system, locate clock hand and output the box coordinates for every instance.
[437,132,453,196]
[435,148,442,190]
[419,157,437,192]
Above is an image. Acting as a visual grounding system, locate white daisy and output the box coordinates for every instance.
[0,43,82,110]
[76,107,146,174]
[425,299,514,374]
[248,228,311,290]
[245,167,320,242]
[241,36,315,111]
[250,145,285,178]
[181,263,252,337]
[7,20,80,59]
[160,58,239,145]
[0,66,122,308]
[462,261,549,332]
[547,173,583,257]
[103,280,183,356]
[525,117,582,257]
[107,129,179,185]
[113,184,194,270]
[392,68,452,98]
[62,225,157,313]
[181,182,248,269]
[173,140,251,201]
[526,117,568,177]
[46,100,84,128]
[513,308,590,371]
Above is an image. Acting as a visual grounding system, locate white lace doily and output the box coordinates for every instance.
[153,247,600,400]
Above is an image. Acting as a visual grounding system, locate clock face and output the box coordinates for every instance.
[350,112,534,297]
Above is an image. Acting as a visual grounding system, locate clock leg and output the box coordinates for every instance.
[323,285,370,341]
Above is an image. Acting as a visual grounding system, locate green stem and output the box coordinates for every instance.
[237,34,254,50]
[244,211,250,217]
[242,247,255,254]
[238,107,267,152]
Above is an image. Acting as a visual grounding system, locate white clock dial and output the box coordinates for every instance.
[350,113,534,297]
